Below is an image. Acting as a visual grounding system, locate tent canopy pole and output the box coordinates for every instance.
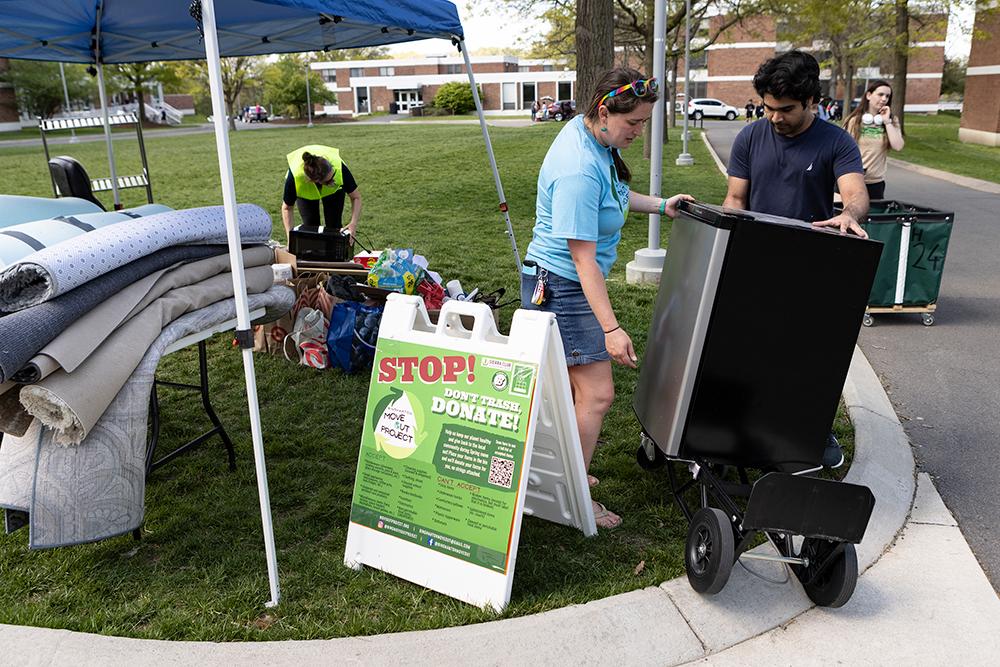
[201,0,281,608]
[457,38,522,274]
[93,1,122,209]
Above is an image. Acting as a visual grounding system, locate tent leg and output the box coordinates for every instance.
[96,65,122,210]
[457,38,522,274]
[202,0,281,608]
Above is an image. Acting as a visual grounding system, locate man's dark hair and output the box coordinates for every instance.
[753,50,821,108]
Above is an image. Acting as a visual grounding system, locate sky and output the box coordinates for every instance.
[386,2,975,61]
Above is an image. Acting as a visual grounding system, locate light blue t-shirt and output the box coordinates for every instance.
[524,115,630,282]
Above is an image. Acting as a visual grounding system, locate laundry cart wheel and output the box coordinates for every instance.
[685,507,734,594]
[922,313,935,326]
[797,538,858,608]
[862,313,874,327]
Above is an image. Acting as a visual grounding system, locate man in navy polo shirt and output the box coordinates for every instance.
[723,50,870,468]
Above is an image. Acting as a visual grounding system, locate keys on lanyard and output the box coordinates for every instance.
[531,267,548,305]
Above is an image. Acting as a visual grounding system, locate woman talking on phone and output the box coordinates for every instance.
[843,80,905,200]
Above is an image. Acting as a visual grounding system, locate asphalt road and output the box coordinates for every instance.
[704,120,1000,591]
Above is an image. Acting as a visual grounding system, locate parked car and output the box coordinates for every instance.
[246,104,269,122]
[687,98,740,120]
[546,99,576,121]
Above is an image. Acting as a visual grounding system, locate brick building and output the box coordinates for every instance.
[311,55,575,116]
[676,15,946,112]
[959,7,1000,146]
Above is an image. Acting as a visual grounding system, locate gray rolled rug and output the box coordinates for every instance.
[0,285,294,549]
[0,244,228,384]
[20,265,277,445]
[16,245,275,385]
[0,204,172,269]
[0,204,272,312]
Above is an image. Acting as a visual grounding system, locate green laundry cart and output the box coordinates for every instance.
[837,200,954,326]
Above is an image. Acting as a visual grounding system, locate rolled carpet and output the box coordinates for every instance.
[20,265,277,445]
[0,203,272,312]
[0,285,294,549]
[0,244,228,384]
[0,204,172,270]
[13,245,274,384]
[0,194,103,229]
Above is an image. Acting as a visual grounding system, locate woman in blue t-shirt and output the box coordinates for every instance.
[521,67,693,529]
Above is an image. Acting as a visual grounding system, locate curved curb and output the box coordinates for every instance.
[0,359,915,666]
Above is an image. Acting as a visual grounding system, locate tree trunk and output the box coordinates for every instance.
[668,57,679,129]
[642,0,655,158]
[892,0,909,134]
[575,0,615,116]
[135,85,147,126]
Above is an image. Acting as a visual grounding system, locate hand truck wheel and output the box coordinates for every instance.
[684,507,735,595]
[796,538,858,608]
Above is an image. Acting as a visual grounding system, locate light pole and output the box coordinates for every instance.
[676,0,694,166]
[58,62,77,143]
[305,58,314,128]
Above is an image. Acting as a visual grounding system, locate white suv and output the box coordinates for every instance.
[687,98,740,121]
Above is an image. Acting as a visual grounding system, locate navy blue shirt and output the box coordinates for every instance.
[728,118,863,222]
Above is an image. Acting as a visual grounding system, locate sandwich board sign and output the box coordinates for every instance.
[344,294,596,610]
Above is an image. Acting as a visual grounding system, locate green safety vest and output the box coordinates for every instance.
[286,145,344,200]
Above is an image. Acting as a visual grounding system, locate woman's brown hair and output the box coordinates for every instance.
[844,79,892,148]
[585,67,659,183]
[302,151,332,183]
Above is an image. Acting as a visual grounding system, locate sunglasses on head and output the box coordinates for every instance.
[599,78,659,107]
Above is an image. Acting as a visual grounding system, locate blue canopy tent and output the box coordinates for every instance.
[0,0,520,607]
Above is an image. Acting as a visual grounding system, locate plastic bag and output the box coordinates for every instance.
[417,278,445,311]
[327,301,384,373]
[283,306,329,369]
[367,248,426,294]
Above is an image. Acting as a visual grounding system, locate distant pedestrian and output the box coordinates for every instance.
[745,99,755,123]
[755,102,764,119]
[531,99,540,122]
[817,97,830,121]
[844,80,905,200]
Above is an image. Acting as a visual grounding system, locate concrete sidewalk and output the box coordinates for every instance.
[6,347,997,665]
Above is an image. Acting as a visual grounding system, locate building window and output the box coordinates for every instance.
[690,81,708,98]
[321,70,337,83]
[356,86,369,113]
[521,82,536,109]
[518,65,531,72]
[543,64,554,72]
[379,66,395,76]
[502,82,517,110]
[557,81,572,101]
[349,67,363,77]
[688,50,707,69]
[443,64,464,74]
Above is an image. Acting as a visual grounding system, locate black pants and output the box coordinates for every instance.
[296,190,346,230]
[865,181,886,201]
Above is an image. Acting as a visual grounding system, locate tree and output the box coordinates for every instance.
[114,62,171,124]
[940,56,966,98]
[262,54,337,119]
[1,60,92,118]
[575,0,616,110]
[166,57,261,130]
[432,81,480,114]
[891,0,909,134]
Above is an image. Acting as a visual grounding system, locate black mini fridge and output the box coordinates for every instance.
[634,200,883,469]
[632,200,883,606]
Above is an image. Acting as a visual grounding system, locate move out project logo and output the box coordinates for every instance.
[374,390,422,459]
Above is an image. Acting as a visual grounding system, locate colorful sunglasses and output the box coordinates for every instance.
[599,78,659,107]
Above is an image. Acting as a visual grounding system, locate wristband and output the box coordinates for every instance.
[658,199,667,215]
[604,325,621,334]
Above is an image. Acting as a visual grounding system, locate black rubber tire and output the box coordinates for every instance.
[685,507,735,594]
[636,442,666,470]
[726,110,736,120]
[693,110,704,120]
[798,540,858,608]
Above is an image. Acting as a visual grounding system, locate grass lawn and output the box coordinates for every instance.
[896,112,1000,184]
[0,123,853,640]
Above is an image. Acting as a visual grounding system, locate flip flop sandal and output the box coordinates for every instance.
[592,501,622,530]
[588,474,600,488]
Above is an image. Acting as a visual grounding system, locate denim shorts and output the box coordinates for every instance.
[520,270,610,367]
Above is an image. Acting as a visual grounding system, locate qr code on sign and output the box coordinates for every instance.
[488,456,515,489]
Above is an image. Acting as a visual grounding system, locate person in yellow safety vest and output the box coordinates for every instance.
[281,145,362,243]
